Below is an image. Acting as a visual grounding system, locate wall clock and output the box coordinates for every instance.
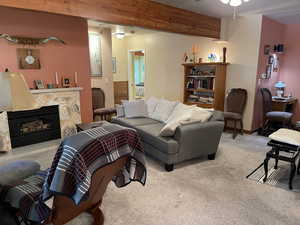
[17,48,41,70]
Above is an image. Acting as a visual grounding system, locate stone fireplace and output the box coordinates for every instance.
[0,87,82,152]
[7,105,61,148]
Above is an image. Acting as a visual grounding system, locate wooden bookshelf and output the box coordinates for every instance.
[183,62,228,111]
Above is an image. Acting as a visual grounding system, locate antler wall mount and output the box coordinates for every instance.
[0,34,66,45]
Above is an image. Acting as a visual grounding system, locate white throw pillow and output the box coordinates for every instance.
[151,99,178,122]
[160,106,212,137]
[146,97,160,117]
[166,103,196,124]
[190,107,213,123]
[116,104,125,117]
[122,100,148,118]
[269,129,300,146]
[160,113,192,136]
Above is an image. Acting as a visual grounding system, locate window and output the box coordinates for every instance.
[88,32,102,76]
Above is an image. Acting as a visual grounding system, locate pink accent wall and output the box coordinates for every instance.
[0,6,92,122]
[279,24,300,122]
[252,16,285,130]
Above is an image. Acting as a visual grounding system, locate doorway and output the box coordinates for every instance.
[128,50,145,100]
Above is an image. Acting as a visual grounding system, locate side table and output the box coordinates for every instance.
[263,140,300,190]
[76,121,106,132]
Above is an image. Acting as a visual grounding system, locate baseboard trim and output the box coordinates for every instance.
[224,127,257,135]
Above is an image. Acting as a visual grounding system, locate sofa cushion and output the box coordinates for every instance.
[151,99,178,122]
[116,104,125,117]
[122,100,148,118]
[137,123,179,154]
[269,128,300,146]
[112,117,160,128]
[146,97,160,117]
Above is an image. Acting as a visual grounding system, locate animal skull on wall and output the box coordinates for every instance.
[0,34,66,45]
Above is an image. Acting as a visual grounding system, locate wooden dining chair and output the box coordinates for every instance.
[224,88,248,139]
[260,88,293,136]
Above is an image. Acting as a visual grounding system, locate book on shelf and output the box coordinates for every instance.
[186,78,214,90]
[187,95,214,104]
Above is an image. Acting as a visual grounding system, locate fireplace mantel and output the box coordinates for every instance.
[30,87,83,94]
[0,88,82,152]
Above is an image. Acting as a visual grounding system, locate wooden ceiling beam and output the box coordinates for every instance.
[0,0,221,38]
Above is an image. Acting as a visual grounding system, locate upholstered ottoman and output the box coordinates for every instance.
[0,160,41,225]
[0,160,41,189]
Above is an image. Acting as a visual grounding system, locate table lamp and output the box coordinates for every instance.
[0,72,37,111]
[275,81,286,98]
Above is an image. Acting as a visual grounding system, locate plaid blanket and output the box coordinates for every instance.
[1,170,50,223]
[2,122,146,223]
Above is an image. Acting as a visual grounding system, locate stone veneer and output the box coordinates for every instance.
[0,88,82,152]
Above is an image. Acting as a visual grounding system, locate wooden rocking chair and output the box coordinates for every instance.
[44,157,127,225]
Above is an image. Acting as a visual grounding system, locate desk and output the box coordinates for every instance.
[272,97,297,113]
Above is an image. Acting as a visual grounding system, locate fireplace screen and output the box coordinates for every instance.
[7,105,61,148]
[21,119,51,134]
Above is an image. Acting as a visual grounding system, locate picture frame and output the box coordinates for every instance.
[112,57,117,73]
[17,48,41,70]
[62,76,72,88]
[88,33,102,76]
[34,80,45,89]
[264,45,271,55]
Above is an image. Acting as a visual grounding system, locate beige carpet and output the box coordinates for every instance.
[1,133,300,225]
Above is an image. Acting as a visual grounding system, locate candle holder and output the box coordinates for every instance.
[55,72,60,88]
[74,72,78,87]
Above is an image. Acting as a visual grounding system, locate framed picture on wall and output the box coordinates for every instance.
[112,57,117,73]
[264,45,271,55]
[88,32,102,76]
[17,48,41,70]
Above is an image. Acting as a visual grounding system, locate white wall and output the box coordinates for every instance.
[109,14,263,130]
[124,32,225,101]
[224,15,263,131]
[90,28,114,107]
[112,37,128,82]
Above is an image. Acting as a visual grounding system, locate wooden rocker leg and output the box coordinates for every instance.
[89,208,104,225]
[88,201,104,225]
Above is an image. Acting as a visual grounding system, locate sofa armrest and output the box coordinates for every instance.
[173,121,224,156]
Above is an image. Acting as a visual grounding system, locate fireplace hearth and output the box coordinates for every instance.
[7,105,61,148]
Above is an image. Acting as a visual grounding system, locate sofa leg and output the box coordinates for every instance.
[165,164,174,172]
[208,153,216,160]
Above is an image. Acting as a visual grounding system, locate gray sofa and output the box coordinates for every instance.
[112,110,224,171]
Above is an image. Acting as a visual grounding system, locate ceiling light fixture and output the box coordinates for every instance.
[220,0,249,7]
[219,0,251,18]
[114,32,125,39]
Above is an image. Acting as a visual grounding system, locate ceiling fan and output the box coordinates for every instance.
[220,0,250,7]
[194,0,251,18]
